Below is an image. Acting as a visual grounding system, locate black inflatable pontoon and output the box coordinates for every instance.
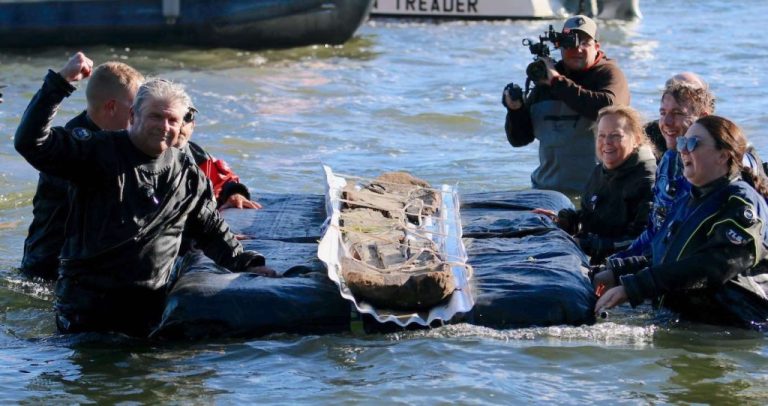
[153,190,597,339]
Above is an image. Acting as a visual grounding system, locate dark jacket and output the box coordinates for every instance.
[560,146,656,264]
[20,111,98,281]
[644,120,666,161]
[617,177,768,330]
[21,112,251,282]
[505,51,630,193]
[14,70,265,336]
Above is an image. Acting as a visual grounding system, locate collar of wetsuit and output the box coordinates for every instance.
[691,176,730,200]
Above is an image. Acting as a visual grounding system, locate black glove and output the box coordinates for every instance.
[501,82,523,109]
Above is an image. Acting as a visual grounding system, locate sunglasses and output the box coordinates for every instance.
[184,107,198,124]
[676,136,711,153]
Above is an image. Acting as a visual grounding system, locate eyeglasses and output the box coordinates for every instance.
[676,136,712,153]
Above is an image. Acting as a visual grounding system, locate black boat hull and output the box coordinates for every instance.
[0,0,373,49]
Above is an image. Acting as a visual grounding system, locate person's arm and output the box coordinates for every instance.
[502,83,535,147]
[14,69,76,160]
[188,141,260,209]
[185,175,274,276]
[611,225,655,260]
[550,61,629,121]
[15,54,108,180]
[217,174,260,209]
[620,196,763,306]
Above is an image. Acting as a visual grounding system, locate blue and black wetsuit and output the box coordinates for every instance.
[614,176,768,330]
[613,149,689,259]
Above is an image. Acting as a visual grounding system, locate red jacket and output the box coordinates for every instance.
[185,141,250,207]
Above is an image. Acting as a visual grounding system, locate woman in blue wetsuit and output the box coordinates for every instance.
[595,116,768,330]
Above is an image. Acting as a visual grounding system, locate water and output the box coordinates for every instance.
[1,0,768,402]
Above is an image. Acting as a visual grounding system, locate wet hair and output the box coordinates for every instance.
[85,62,144,108]
[694,115,768,198]
[594,105,648,147]
[132,79,192,118]
[662,81,715,117]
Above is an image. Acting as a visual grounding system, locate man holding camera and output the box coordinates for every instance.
[503,15,630,194]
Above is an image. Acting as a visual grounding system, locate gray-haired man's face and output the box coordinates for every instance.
[129,97,186,157]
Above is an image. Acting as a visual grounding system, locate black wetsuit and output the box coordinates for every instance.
[15,70,266,336]
[20,111,98,281]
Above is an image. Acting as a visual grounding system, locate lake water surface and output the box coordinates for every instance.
[1,0,767,402]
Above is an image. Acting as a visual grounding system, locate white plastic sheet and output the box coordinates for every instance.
[318,165,474,327]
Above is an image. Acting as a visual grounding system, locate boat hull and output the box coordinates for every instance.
[0,0,374,49]
[369,0,641,20]
[370,0,558,19]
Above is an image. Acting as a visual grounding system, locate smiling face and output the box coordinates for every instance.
[679,123,729,187]
[596,113,636,170]
[659,93,697,150]
[561,33,599,71]
[128,97,186,157]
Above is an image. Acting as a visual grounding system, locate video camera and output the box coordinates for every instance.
[522,25,579,84]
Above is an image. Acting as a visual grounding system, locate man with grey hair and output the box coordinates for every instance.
[21,60,145,281]
[15,52,274,337]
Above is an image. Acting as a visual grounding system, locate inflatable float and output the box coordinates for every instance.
[153,171,596,339]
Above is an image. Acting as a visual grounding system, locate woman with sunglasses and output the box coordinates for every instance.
[595,116,768,329]
[533,105,657,264]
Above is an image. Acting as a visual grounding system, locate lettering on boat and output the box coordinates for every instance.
[373,0,480,14]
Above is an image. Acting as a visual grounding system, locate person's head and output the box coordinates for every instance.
[679,115,745,187]
[665,71,708,89]
[85,62,144,131]
[128,79,191,157]
[659,81,715,149]
[594,105,646,170]
[560,15,600,71]
[174,106,198,149]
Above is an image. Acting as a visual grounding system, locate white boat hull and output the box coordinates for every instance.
[370,0,561,18]
[370,0,641,20]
